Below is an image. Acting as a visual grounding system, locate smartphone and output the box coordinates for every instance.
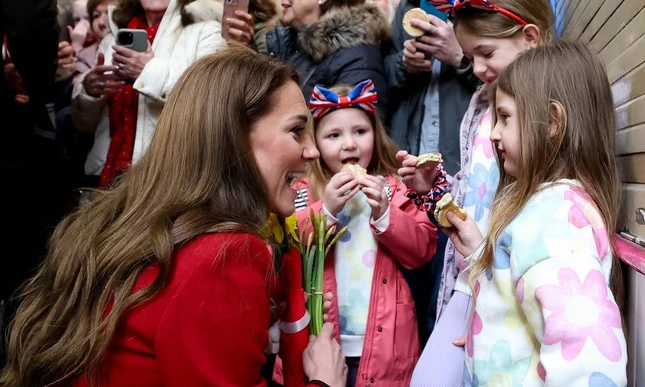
[116,28,148,52]
[420,0,448,22]
[221,0,250,40]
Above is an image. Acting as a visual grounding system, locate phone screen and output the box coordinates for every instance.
[420,0,448,22]
[222,0,250,39]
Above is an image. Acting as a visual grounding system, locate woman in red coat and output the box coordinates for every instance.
[1,46,346,387]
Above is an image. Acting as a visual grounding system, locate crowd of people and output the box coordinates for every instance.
[0,0,628,385]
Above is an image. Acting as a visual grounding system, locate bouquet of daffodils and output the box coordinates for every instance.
[286,210,347,335]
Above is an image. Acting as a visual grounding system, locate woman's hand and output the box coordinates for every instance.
[224,10,255,44]
[58,41,77,73]
[322,292,333,322]
[397,150,437,194]
[323,172,360,217]
[112,43,154,81]
[359,175,389,221]
[83,53,125,98]
[303,323,347,387]
[442,213,484,258]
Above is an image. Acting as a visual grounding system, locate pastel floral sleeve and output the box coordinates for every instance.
[517,255,627,386]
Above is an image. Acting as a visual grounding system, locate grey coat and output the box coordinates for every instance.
[385,0,480,175]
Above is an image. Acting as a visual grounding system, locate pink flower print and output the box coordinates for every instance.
[472,133,495,160]
[472,111,494,158]
[467,281,483,357]
[564,188,609,258]
[535,267,622,362]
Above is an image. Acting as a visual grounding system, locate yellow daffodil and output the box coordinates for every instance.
[263,213,284,243]
[285,214,300,244]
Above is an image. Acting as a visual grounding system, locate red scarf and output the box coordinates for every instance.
[99,15,160,188]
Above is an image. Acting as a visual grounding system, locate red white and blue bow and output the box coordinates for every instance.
[429,0,527,25]
[309,79,378,120]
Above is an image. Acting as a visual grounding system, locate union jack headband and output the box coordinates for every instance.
[309,79,378,120]
[430,0,527,25]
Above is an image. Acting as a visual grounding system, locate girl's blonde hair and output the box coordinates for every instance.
[470,40,623,309]
[453,0,555,45]
[0,46,299,387]
[307,84,400,201]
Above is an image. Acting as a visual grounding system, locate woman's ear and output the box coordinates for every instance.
[548,100,566,141]
[522,24,541,49]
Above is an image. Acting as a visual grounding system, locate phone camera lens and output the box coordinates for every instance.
[120,32,134,45]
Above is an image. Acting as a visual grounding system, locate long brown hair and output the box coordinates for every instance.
[470,40,623,309]
[0,45,299,387]
[453,0,555,45]
[307,84,400,201]
[87,0,108,23]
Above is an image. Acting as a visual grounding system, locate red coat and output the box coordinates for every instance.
[73,233,316,387]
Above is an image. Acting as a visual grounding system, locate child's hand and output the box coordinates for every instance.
[359,175,389,221]
[452,333,467,347]
[396,150,437,195]
[67,20,90,53]
[442,212,484,258]
[323,172,360,217]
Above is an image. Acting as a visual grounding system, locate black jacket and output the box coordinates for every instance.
[1,0,58,163]
[266,5,391,120]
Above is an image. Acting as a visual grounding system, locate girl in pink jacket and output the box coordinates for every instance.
[295,80,438,386]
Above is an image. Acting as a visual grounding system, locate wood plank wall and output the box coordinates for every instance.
[560,1,645,385]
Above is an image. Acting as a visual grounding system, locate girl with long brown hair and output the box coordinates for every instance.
[445,40,627,385]
[398,0,555,384]
[0,46,347,387]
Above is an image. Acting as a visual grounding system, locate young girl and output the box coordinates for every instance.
[447,40,627,385]
[400,0,556,384]
[296,79,438,386]
[75,0,118,73]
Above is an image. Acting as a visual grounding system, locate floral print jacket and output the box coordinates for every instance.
[462,180,627,386]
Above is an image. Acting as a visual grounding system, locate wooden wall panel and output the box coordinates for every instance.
[561,2,644,385]
[564,0,591,36]
[599,9,645,65]
[619,184,645,238]
[579,0,623,43]
[563,0,583,29]
[589,0,645,53]
[607,35,645,83]
[567,0,606,40]
[615,94,645,131]
[612,63,645,107]
[616,124,645,156]
[618,154,645,184]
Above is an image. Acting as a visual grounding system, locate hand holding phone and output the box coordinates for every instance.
[113,29,154,81]
[222,0,251,41]
[117,29,148,52]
